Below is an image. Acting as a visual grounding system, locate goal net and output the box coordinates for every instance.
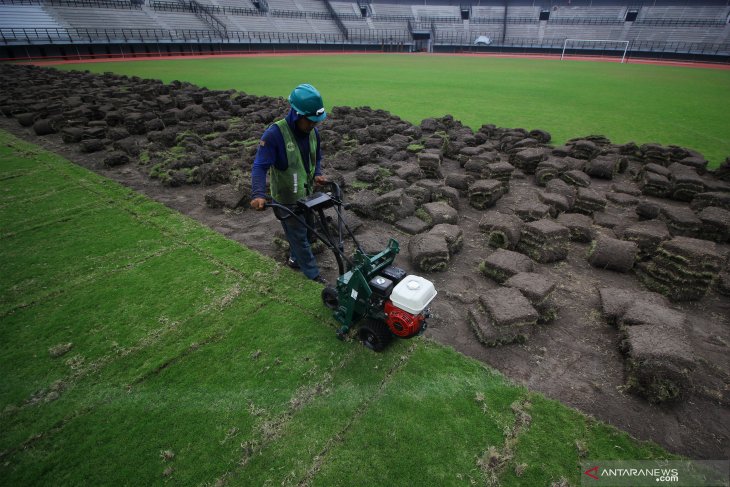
[560,39,630,63]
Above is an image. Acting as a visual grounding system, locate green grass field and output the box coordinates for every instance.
[55,54,730,167]
[0,129,675,485]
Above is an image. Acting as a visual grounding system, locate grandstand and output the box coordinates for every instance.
[0,0,728,61]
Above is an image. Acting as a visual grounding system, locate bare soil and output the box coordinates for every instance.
[1,64,728,461]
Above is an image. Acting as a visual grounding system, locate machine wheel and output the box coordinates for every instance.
[358,320,393,352]
[321,286,339,310]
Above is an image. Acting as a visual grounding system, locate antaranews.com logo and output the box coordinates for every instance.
[580,460,729,487]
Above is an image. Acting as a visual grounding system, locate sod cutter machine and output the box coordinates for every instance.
[265,182,437,351]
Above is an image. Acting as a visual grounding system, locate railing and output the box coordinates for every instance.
[433,33,729,56]
[319,0,348,40]
[370,14,413,22]
[240,5,265,16]
[0,26,209,42]
[0,26,352,44]
[420,16,462,24]
[152,1,208,12]
[474,17,539,25]
[0,0,140,6]
[0,26,409,45]
[272,9,306,19]
[225,30,345,43]
[349,29,409,40]
[272,9,334,20]
[628,40,729,55]
[356,0,369,17]
[408,20,432,33]
[548,16,726,27]
[548,17,624,25]
[1,26,728,59]
[336,13,362,22]
[151,0,258,16]
[186,0,227,37]
[635,18,726,27]
[439,36,570,49]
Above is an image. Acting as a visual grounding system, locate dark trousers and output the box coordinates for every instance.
[278,210,319,279]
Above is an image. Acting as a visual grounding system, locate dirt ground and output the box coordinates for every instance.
[1,66,728,461]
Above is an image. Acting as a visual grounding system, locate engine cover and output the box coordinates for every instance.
[389,275,437,315]
[384,300,425,338]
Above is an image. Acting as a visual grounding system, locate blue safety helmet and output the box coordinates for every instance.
[288,83,327,122]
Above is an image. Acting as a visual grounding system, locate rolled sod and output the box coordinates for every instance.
[587,235,639,272]
[479,212,523,249]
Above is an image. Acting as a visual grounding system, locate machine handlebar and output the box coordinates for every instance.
[262,180,343,211]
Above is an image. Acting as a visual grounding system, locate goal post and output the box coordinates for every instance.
[561,39,630,63]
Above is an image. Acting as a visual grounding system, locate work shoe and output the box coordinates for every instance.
[312,275,328,285]
[286,257,300,269]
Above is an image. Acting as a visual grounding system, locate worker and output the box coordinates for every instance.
[250,83,328,284]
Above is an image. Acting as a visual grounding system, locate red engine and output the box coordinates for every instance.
[384,299,426,338]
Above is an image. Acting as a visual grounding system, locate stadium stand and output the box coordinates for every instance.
[331,1,359,16]
[550,6,626,20]
[471,5,507,18]
[0,5,66,29]
[640,5,728,21]
[150,11,215,31]
[296,0,331,15]
[47,5,162,30]
[226,13,278,32]
[369,2,412,19]
[411,5,460,20]
[0,0,728,61]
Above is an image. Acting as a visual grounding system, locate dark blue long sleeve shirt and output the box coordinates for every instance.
[250,108,322,200]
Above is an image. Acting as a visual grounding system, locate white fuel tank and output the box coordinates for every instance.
[389,275,437,315]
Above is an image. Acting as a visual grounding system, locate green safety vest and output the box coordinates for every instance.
[270,119,317,205]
